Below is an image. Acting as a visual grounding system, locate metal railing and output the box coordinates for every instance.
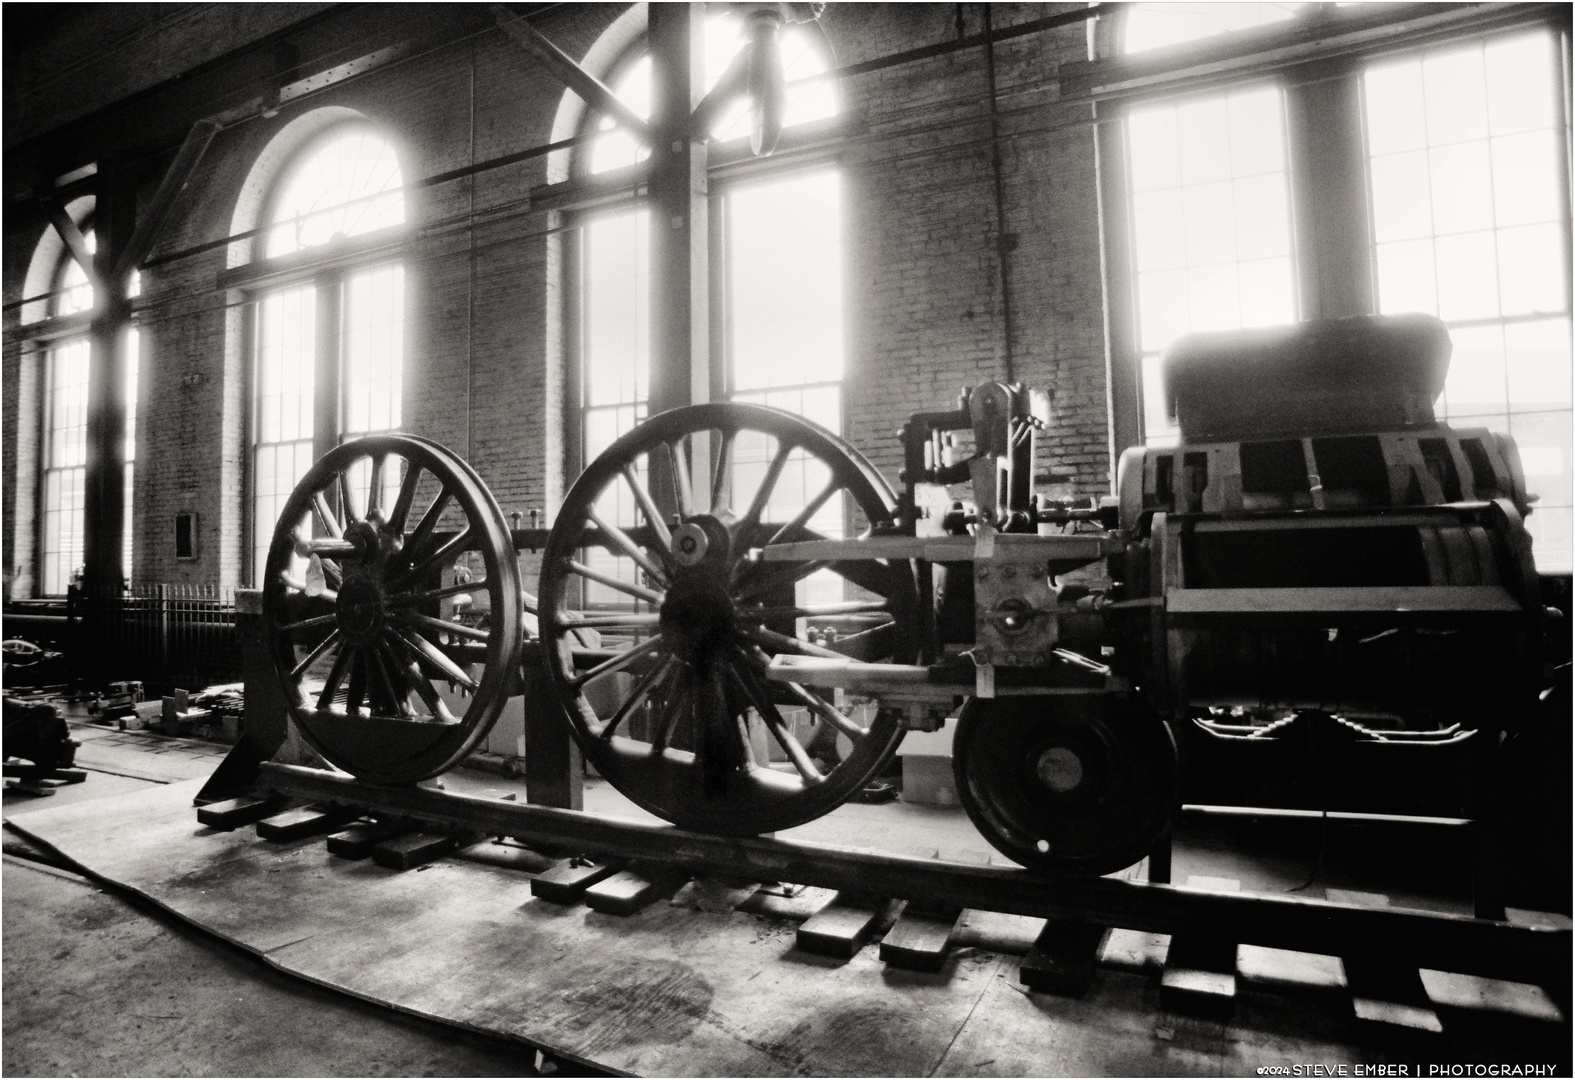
[64,583,244,692]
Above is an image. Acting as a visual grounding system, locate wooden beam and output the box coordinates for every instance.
[490,5,649,139]
[114,118,221,279]
[44,202,103,297]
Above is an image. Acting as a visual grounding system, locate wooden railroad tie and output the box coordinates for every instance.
[583,860,690,916]
[196,793,292,830]
[326,818,418,859]
[1020,919,1111,996]
[256,803,360,843]
[796,893,903,959]
[531,857,626,904]
[879,901,964,972]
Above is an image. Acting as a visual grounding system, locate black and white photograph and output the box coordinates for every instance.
[3,2,1571,1076]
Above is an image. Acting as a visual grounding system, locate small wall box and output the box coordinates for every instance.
[174,513,199,560]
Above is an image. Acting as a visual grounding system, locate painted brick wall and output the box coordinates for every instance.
[4,2,1113,597]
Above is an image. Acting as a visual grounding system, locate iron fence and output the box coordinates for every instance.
[65,583,244,693]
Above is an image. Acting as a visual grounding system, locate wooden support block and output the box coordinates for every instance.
[451,840,557,875]
[1418,969,1565,1024]
[583,860,689,916]
[1344,955,1444,1033]
[530,857,625,904]
[796,894,902,959]
[879,904,962,972]
[325,819,414,860]
[1020,919,1110,996]
[1160,935,1239,1016]
[370,828,483,872]
[256,803,358,843]
[196,794,289,830]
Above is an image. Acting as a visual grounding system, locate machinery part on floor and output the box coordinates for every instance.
[261,434,522,784]
[952,693,1177,877]
[3,696,79,773]
[536,402,919,836]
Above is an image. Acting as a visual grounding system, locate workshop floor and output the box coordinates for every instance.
[3,706,1566,1076]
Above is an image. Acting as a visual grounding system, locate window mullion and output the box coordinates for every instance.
[314,272,344,463]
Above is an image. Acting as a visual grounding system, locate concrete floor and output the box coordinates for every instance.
[3,706,1566,1076]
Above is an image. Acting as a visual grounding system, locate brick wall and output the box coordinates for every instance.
[3,2,1113,597]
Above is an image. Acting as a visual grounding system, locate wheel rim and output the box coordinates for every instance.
[538,403,917,836]
[261,434,522,784]
[953,693,1178,877]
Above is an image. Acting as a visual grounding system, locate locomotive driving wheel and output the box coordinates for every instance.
[538,403,918,836]
[953,692,1178,877]
[261,434,522,784]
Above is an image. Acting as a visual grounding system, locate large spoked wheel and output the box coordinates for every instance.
[261,435,522,785]
[538,403,918,836]
[954,693,1178,877]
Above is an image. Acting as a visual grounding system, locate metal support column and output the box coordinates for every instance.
[646,2,710,417]
[1285,60,1375,319]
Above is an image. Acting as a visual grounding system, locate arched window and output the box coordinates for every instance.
[36,227,140,594]
[575,13,843,606]
[249,122,406,585]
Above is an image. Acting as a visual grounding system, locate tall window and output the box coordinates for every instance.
[38,230,140,594]
[576,14,841,606]
[1124,6,1298,442]
[250,125,406,584]
[1117,5,1571,571]
[1364,30,1572,570]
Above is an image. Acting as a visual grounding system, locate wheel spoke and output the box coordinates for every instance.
[664,439,695,519]
[567,559,664,605]
[556,612,661,630]
[782,679,869,740]
[312,491,343,540]
[339,468,362,526]
[366,453,386,519]
[345,651,367,716]
[386,578,490,608]
[598,654,676,741]
[569,634,665,690]
[736,439,795,539]
[278,613,338,633]
[388,460,423,533]
[316,646,353,710]
[765,476,840,547]
[734,560,831,604]
[405,486,453,563]
[710,429,736,513]
[385,631,457,721]
[395,628,478,689]
[367,643,408,717]
[649,669,691,755]
[735,600,891,620]
[290,628,344,681]
[728,661,821,783]
[400,525,474,588]
[623,465,672,553]
[586,509,668,587]
[741,623,847,660]
[395,611,493,642]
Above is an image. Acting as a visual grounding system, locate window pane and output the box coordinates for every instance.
[344,263,404,436]
[268,129,404,258]
[1366,29,1571,573]
[1127,83,1295,402]
[729,171,843,391]
[254,285,316,586]
[584,210,649,408]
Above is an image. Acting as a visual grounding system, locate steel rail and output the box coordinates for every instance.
[259,761,1568,988]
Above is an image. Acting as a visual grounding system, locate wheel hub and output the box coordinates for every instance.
[660,578,738,667]
[335,576,387,645]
